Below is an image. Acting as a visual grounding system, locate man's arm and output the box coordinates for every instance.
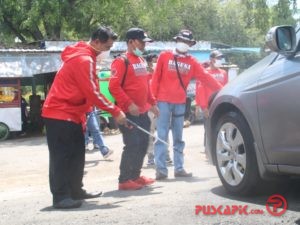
[150,53,164,98]
[74,56,121,118]
[109,58,134,112]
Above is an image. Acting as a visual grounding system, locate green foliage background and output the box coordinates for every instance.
[0,0,298,72]
[1,0,298,46]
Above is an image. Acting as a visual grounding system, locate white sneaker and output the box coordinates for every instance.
[87,142,94,151]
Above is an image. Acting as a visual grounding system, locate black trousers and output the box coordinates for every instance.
[44,118,85,203]
[118,113,150,183]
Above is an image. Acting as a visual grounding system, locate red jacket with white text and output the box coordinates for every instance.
[42,41,121,124]
[109,52,156,114]
[151,51,222,104]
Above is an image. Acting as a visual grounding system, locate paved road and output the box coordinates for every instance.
[0,124,300,225]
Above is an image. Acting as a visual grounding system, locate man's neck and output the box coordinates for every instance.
[88,41,100,54]
[174,49,188,57]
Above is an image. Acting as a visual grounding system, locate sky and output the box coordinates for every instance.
[267,0,298,8]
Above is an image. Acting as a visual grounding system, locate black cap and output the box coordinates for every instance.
[210,50,223,58]
[126,28,153,42]
[173,29,196,46]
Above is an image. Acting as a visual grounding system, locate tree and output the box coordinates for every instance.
[271,0,296,26]
[0,0,132,44]
[0,0,298,48]
[0,0,67,43]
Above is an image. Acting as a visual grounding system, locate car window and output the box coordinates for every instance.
[295,26,300,52]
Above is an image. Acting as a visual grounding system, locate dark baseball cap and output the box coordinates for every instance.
[173,29,196,46]
[210,50,223,58]
[126,28,153,42]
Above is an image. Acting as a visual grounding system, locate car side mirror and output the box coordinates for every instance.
[265,25,296,56]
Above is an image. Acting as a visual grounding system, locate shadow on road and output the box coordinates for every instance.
[103,185,162,198]
[40,200,128,212]
[155,176,214,183]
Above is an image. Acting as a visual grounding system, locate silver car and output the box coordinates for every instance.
[206,25,300,195]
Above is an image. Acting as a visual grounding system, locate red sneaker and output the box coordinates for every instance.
[134,176,155,186]
[118,180,143,190]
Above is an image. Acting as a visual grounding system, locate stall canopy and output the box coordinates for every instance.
[0,41,261,82]
[0,49,61,78]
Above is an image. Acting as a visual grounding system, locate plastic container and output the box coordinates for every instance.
[98,70,115,117]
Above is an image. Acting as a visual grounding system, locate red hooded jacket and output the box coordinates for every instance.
[42,41,121,124]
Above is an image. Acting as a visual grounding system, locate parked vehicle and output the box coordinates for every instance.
[206,25,300,195]
[0,78,22,141]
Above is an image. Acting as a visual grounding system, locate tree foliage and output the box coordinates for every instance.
[0,0,298,48]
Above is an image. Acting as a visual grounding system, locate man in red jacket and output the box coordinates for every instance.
[196,50,228,116]
[42,26,126,209]
[151,29,222,180]
[109,28,159,190]
[196,50,227,146]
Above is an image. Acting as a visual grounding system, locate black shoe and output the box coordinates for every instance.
[72,190,103,200]
[53,198,82,209]
[174,169,193,178]
[156,171,168,180]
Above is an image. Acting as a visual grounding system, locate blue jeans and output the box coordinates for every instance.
[154,101,185,175]
[85,111,109,156]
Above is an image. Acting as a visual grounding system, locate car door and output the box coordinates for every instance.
[257,54,300,166]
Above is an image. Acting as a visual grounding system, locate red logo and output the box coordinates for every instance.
[266,194,287,216]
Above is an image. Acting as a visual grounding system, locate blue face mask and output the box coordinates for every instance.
[133,47,144,57]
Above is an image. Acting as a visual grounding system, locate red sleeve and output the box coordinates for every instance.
[74,56,121,117]
[194,61,223,92]
[147,75,156,105]
[109,58,133,111]
[151,53,164,97]
[196,82,209,110]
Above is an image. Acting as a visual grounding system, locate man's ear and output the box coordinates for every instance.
[95,39,102,45]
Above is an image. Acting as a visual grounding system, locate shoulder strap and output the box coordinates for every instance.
[120,55,129,87]
[174,55,185,91]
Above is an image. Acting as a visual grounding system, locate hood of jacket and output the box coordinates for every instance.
[61,41,97,63]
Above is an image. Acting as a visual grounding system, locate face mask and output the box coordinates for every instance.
[97,50,111,61]
[176,42,189,53]
[133,47,144,57]
[214,59,223,67]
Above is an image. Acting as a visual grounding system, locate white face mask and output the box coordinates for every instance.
[133,47,144,57]
[214,59,223,67]
[176,42,189,53]
[97,50,111,61]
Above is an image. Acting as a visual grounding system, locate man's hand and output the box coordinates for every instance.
[128,103,140,116]
[114,111,127,125]
[203,108,209,118]
[150,105,159,117]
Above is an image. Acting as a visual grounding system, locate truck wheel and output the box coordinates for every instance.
[0,122,10,141]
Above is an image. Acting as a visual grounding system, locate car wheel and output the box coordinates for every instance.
[0,122,10,141]
[213,111,260,195]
